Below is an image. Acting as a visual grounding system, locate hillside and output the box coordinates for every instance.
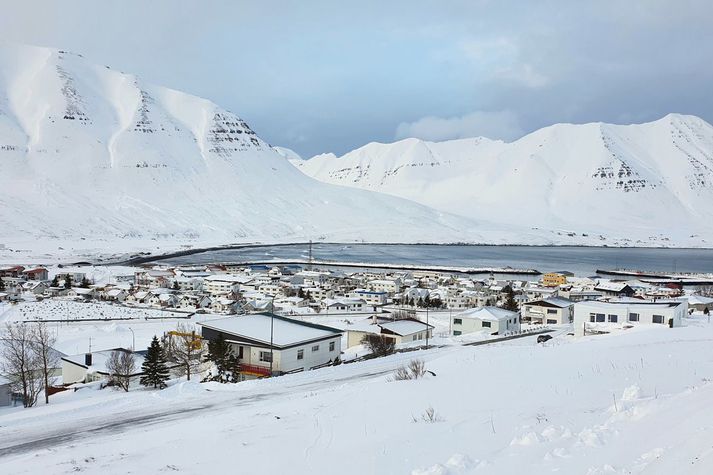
[1,319,712,474]
[0,44,509,259]
[294,115,713,247]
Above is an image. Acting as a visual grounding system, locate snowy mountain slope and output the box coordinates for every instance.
[0,44,523,255]
[294,115,713,246]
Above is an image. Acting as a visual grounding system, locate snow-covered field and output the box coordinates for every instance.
[1,314,712,474]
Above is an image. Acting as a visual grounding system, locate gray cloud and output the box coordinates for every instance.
[395,111,523,142]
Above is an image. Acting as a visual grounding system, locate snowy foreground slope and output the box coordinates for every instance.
[295,114,713,247]
[1,321,713,474]
[0,44,539,260]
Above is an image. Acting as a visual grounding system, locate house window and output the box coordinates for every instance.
[259,351,272,363]
[312,345,319,352]
[238,346,244,359]
[608,314,618,323]
[547,309,557,314]
[652,314,664,324]
[629,313,640,322]
[547,319,557,324]
[453,330,462,336]
[596,313,605,322]
[329,341,335,352]
[482,321,491,328]
[453,318,463,325]
[589,313,596,322]
[413,335,418,341]
[297,349,304,360]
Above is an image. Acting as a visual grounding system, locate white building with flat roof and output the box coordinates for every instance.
[573,300,685,336]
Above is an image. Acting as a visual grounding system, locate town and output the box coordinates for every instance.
[2,260,711,408]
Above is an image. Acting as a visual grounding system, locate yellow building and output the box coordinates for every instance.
[542,273,567,287]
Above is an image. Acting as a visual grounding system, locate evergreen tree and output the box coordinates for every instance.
[172,280,180,290]
[80,277,91,288]
[0,276,4,291]
[140,336,170,389]
[503,288,519,312]
[64,275,72,289]
[50,275,59,287]
[204,334,240,383]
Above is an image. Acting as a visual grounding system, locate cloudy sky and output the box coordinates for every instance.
[1,0,712,157]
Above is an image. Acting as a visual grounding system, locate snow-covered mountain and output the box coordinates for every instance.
[0,44,514,256]
[294,115,713,246]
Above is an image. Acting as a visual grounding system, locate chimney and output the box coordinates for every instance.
[85,353,92,366]
[372,314,377,325]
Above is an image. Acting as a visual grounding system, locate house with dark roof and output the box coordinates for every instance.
[198,314,343,379]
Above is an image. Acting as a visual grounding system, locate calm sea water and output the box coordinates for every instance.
[160,244,713,277]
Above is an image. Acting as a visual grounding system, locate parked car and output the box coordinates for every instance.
[537,334,553,343]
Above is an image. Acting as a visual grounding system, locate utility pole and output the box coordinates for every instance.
[269,296,275,376]
[425,305,429,348]
[308,240,313,271]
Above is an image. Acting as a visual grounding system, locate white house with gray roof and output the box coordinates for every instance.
[345,316,434,348]
[522,298,574,325]
[198,314,343,379]
[451,306,520,336]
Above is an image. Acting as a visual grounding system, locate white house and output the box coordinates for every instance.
[67,287,95,300]
[211,298,238,314]
[573,300,686,336]
[125,290,149,305]
[345,316,434,348]
[353,289,388,306]
[198,314,343,379]
[61,349,146,384]
[451,306,520,336]
[22,281,48,295]
[105,288,127,302]
[303,287,334,301]
[368,278,402,294]
[203,274,250,296]
[521,298,574,325]
[320,297,367,313]
[178,294,212,311]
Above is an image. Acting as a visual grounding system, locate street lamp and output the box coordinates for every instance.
[128,327,135,350]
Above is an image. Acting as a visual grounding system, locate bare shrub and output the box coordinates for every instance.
[412,406,442,423]
[393,365,412,381]
[106,350,136,392]
[392,358,427,381]
[0,323,44,407]
[408,359,427,378]
[362,334,395,357]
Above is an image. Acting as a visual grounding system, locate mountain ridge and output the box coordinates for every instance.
[0,44,506,257]
[294,113,713,246]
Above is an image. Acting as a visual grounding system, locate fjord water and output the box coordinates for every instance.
[161,244,713,276]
